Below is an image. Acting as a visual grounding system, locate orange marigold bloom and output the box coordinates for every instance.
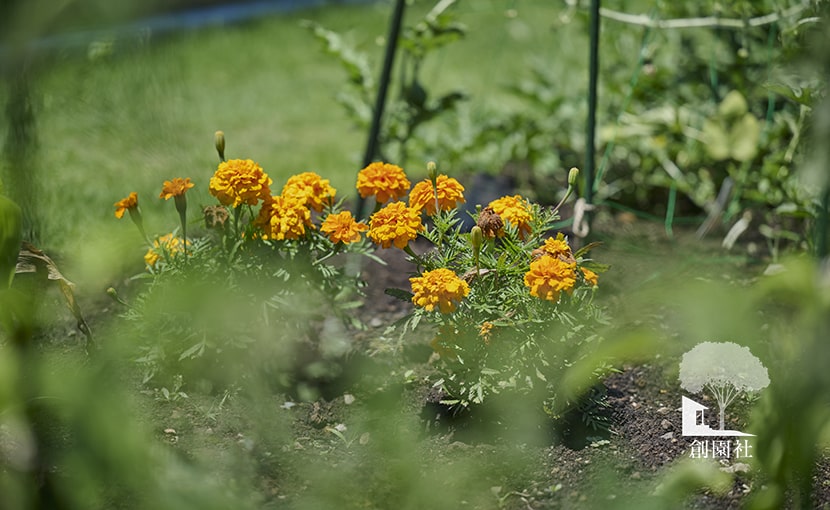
[367,201,424,249]
[408,175,466,215]
[320,210,368,244]
[539,234,575,263]
[581,267,599,287]
[144,233,191,267]
[209,158,272,207]
[489,195,533,239]
[282,171,336,212]
[356,162,411,204]
[410,268,470,313]
[159,177,194,200]
[524,255,577,302]
[254,194,313,241]
[114,192,139,219]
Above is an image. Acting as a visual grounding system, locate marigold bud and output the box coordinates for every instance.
[568,167,580,187]
[215,130,226,161]
[427,161,438,183]
[470,225,483,250]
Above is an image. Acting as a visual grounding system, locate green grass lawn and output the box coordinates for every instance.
[1,0,588,287]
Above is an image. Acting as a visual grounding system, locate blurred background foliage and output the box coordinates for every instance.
[1,0,830,508]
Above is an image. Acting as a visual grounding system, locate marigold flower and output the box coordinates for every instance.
[320,210,368,244]
[489,195,533,239]
[254,194,313,241]
[479,321,494,345]
[367,201,424,249]
[524,255,577,302]
[537,233,575,263]
[209,159,272,207]
[581,267,599,287]
[410,268,470,313]
[282,172,336,212]
[144,233,191,267]
[408,175,466,215]
[114,192,139,219]
[356,162,411,204]
[159,177,194,200]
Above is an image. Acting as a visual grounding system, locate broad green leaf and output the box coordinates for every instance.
[718,90,748,118]
[703,119,730,161]
[0,194,22,289]
[385,287,414,302]
[729,114,760,162]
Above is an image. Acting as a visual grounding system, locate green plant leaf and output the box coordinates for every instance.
[729,114,760,162]
[702,119,730,160]
[385,288,414,302]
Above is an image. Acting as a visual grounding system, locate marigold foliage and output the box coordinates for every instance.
[408,175,466,215]
[282,171,336,212]
[114,192,139,219]
[524,255,577,302]
[254,194,313,241]
[209,159,272,207]
[367,201,424,249]
[489,195,533,239]
[320,211,368,244]
[356,162,411,204]
[159,178,194,200]
[410,268,470,313]
[144,233,190,267]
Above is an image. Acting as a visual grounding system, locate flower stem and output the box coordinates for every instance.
[174,195,188,261]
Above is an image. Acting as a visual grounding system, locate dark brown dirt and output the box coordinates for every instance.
[349,220,830,509]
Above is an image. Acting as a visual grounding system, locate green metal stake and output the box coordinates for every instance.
[665,182,677,239]
[817,186,829,259]
[354,0,407,220]
[584,0,601,221]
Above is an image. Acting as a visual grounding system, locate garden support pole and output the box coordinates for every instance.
[354,0,407,219]
[584,0,601,223]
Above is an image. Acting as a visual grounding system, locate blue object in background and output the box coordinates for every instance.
[3,0,375,55]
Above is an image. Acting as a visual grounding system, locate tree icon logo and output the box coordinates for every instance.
[679,341,769,437]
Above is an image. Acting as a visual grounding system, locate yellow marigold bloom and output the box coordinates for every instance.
[410,268,470,313]
[282,172,336,212]
[209,158,272,207]
[356,162,411,204]
[114,192,138,219]
[524,255,577,302]
[479,321,494,345]
[144,233,191,267]
[254,194,313,241]
[408,175,466,215]
[159,177,194,200]
[581,267,599,287]
[540,234,575,263]
[489,195,533,239]
[367,201,424,249]
[320,210,368,244]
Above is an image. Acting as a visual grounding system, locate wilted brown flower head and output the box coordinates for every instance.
[476,206,504,238]
[203,205,230,230]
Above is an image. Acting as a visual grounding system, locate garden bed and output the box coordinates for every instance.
[98,215,823,510]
